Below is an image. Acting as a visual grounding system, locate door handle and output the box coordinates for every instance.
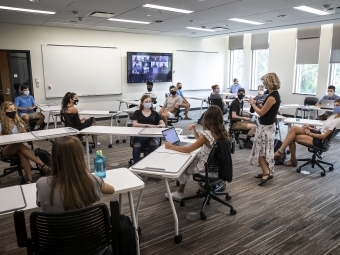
[5,88,10,95]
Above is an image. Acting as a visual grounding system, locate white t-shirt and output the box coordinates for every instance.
[320,115,340,134]
[144,91,157,99]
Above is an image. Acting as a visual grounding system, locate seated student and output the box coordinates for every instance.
[0,101,51,184]
[159,85,182,125]
[229,88,257,148]
[14,84,45,130]
[36,136,115,212]
[316,85,340,120]
[131,95,165,163]
[210,84,228,113]
[164,105,231,200]
[144,81,157,103]
[176,82,191,120]
[61,92,97,144]
[230,78,243,94]
[274,99,340,167]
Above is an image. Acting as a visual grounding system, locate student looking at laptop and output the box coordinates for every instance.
[316,85,340,120]
[164,105,231,201]
[159,85,182,126]
[131,95,165,163]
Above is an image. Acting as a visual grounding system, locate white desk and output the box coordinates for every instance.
[185,96,207,117]
[283,118,324,129]
[280,104,321,119]
[130,136,198,243]
[117,98,140,111]
[37,104,61,129]
[0,132,36,145]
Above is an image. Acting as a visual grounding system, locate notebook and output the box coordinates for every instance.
[320,99,334,110]
[162,127,188,146]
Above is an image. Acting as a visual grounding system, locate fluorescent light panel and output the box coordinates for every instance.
[294,5,330,16]
[108,18,150,24]
[0,5,55,14]
[186,27,215,32]
[143,4,193,14]
[229,18,263,25]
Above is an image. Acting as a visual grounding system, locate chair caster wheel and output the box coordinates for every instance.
[329,167,334,171]
[115,140,119,144]
[230,209,237,215]
[296,168,301,173]
[137,227,141,236]
[174,234,182,244]
[180,201,185,207]
[225,195,231,201]
[200,212,206,220]
[320,172,326,177]
[122,139,126,143]
[91,144,95,148]
[108,144,112,148]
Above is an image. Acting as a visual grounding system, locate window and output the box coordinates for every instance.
[251,49,269,90]
[229,50,244,86]
[294,64,318,94]
[329,63,340,92]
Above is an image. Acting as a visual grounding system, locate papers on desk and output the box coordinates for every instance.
[0,186,26,214]
[32,127,79,138]
[131,152,192,173]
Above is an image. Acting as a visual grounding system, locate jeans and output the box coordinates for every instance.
[132,136,160,163]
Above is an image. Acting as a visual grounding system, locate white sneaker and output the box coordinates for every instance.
[165,191,184,201]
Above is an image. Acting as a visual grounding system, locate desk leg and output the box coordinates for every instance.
[46,112,51,130]
[109,115,113,147]
[164,177,182,244]
[119,194,122,214]
[135,189,143,226]
[86,135,90,170]
[128,191,140,255]
[54,114,57,128]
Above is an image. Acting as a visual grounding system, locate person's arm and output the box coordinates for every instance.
[304,128,332,140]
[14,98,28,111]
[101,181,115,194]
[165,134,208,153]
[188,124,200,139]
[250,96,276,117]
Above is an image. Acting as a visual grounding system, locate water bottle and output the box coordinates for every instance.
[94,150,106,178]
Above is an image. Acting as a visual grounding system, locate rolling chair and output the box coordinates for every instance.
[295,97,319,119]
[14,201,121,255]
[296,128,339,177]
[60,112,95,153]
[179,139,236,220]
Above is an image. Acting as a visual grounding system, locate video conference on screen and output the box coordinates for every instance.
[127,52,172,83]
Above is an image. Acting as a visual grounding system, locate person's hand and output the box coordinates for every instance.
[188,124,196,132]
[244,117,250,121]
[165,141,172,149]
[248,96,255,105]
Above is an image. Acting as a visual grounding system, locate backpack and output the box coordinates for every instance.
[274,139,286,165]
[215,139,233,182]
[117,215,137,255]
[35,148,52,166]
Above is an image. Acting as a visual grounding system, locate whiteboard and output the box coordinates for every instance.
[42,45,122,98]
[172,50,224,90]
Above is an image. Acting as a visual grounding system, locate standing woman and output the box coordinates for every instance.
[248,73,281,186]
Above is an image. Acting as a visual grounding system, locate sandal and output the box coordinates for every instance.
[26,179,32,184]
[39,164,51,175]
[255,173,274,179]
[184,117,192,120]
[258,174,272,186]
[274,149,284,159]
[284,159,298,167]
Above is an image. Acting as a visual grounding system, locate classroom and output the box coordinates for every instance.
[1,0,340,254]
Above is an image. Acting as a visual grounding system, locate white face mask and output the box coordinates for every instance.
[258,91,264,95]
[23,91,30,96]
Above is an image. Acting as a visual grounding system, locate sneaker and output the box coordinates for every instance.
[165,191,184,201]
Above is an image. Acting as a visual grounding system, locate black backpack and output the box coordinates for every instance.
[117,215,137,255]
[215,139,233,183]
[274,139,286,165]
[35,148,52,166]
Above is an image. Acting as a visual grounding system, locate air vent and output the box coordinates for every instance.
[89,11,115,18]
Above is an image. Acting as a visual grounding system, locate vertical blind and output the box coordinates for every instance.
[251,32,269,50]
[229,35,244,50]
[296,26,321,64]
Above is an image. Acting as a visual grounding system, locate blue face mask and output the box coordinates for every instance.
[334,105,340,114]
[143,102,152,109]
[215,89,220,94]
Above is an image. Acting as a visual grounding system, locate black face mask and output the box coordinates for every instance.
[6,111,16,119]
[177,87,182,90]
[147,87,152,92]
[170,91,177,96]
[238,94,245,99]
[73,99,79,105]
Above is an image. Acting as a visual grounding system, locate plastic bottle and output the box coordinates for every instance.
[94,150,106,178]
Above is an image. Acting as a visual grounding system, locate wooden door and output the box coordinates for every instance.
[0,51,12,103]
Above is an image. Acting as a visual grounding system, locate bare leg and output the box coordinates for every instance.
[279,126,305,151]
[259,156,270,175]
[36,114,45,126]
[17,151,32,181]
[177,184,185,193]
[288,141,296,161]
[3,143,45,167]
[247,123,256,136]
[21,115,29,125]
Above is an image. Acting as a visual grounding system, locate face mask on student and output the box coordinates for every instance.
[328,92,334,97]
[147,87,152,92]
[170,91,177,96]
[6,111,16,119]
[23,91,29,96]
[177,86,182,90]
[334,106,340,114]
[258,91,264,95]
[215,89,220,94]
[73,99,79,105]
[143,102,152,109]
[238,94,245,99]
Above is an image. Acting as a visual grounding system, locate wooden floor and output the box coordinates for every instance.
[1,111,340,255]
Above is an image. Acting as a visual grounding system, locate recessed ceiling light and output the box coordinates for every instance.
[229,18,263,25]
[186,27,215,32]
[147,14,153,17]
[0,5,55,14]
[294,5,330,15]
[29,0,40,2]
[108,18,150,24]
[143,4,193,14]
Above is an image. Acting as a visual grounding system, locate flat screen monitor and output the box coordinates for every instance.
[127,52,173,83]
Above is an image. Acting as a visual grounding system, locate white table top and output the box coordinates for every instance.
[280,104,320,110]
[283,118,324,126]
[185,96,207,101]
[123,107,139,115]
[38,105,61,112]
[0,132,36,146]
[49,110,122,116]
[117,98,140,105]
[31,127,79,138]
[0,185,26,214]
[37,103,58,107]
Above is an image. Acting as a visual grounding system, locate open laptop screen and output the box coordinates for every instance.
[320,99,334,110]
[162,127,180,145]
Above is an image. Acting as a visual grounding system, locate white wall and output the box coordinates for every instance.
[0,23,227,110]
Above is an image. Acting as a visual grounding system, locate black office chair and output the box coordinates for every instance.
[60,111,95,153]
[296,128,339,177]
[179,140,236,220]
[295,97,319,119]
[228,118,251,149]
[14,201,121,255]
[208,97,229,124]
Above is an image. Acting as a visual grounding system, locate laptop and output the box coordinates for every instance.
[162,127,189,146]
[320,99,334,110]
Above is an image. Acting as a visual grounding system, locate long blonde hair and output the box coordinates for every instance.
[50,136,98,211]
[0,101,26,135]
